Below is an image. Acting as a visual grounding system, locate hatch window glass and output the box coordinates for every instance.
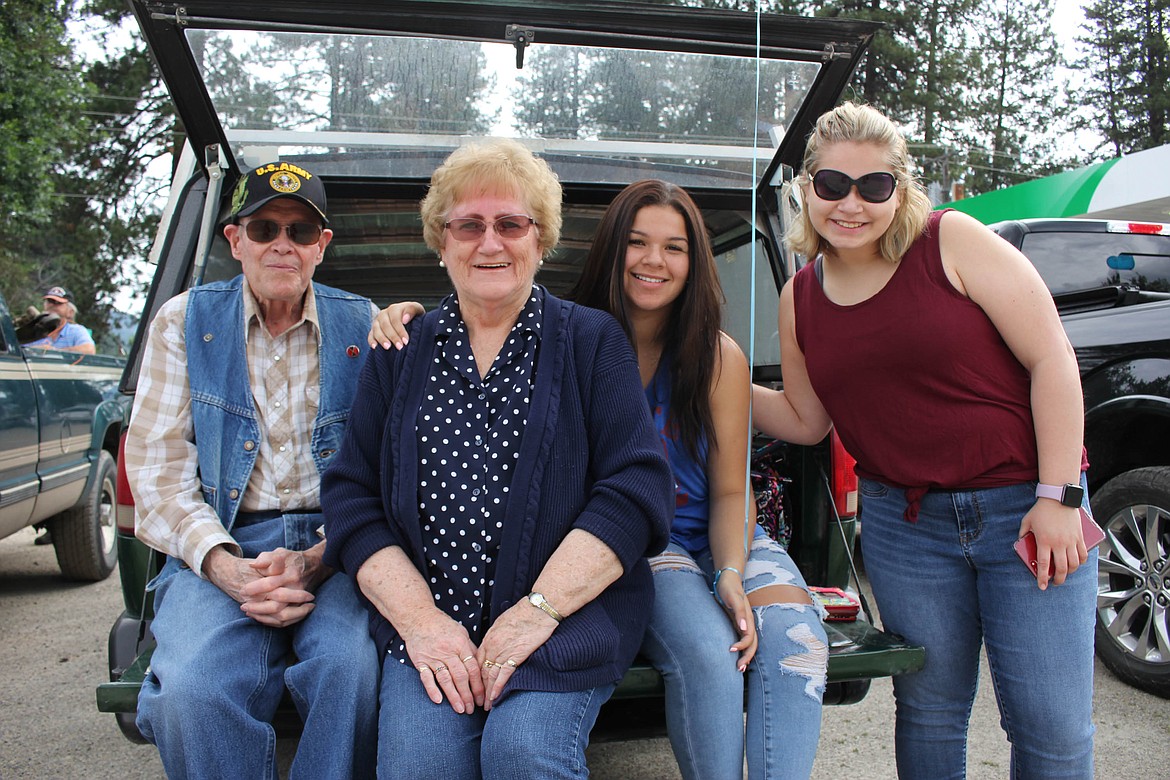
[1020,232,1170,294]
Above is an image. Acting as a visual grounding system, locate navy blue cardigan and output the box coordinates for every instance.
[323,290,673,696]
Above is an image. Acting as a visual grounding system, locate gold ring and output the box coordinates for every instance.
[462,655,475,663]
[434,664,448,673]
[482,659,498,669]
[504,659,517,668]
[416,664,431,674]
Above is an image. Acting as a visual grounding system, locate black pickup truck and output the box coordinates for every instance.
[991,217,1170,698]
[97,0,926,743]
[0,290,127,581]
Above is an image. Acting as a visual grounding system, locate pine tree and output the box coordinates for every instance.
[1073,0,1169,157]
[0,0,86,295]
[961,0,1063,194]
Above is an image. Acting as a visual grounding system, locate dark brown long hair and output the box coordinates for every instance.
[571,179,724,459]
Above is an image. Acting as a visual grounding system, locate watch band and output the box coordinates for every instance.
[1035,482,1084,508]
[527,592,563,623]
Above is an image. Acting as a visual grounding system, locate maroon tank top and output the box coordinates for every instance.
[793,210,1040,519]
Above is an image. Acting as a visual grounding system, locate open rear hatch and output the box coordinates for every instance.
[101,0,922,733]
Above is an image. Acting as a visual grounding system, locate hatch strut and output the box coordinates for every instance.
[190,144,224,288]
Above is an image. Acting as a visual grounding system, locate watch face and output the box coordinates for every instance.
[1063,484,1085,508]
[528,593,541,606]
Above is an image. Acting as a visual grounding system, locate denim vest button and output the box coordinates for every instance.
[203,333,213,342]
[229,489,239,500]
[244,440,256,451]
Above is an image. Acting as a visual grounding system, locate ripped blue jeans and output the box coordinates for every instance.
[640,536,827,780]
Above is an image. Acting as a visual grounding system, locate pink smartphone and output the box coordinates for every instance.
[1014,506,1106,575]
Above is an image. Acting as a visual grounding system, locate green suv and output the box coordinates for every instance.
[97,0,924,742]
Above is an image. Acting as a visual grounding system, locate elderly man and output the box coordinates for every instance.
[25,286,96,354]
[125,162,378,779]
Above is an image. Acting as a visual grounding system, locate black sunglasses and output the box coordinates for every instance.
[243,219,323,246]
[811,169,897,204]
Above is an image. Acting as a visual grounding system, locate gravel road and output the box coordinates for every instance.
[2,526,1165,779]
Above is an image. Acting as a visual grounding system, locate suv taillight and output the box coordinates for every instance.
[116,430,136,533]
[829,430,858,519]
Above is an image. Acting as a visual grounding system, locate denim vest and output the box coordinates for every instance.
[185,276,372,533]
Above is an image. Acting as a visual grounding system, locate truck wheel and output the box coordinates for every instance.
[1093,466,1170,698]
[50,450,118,581]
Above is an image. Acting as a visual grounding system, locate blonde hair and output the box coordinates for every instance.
[785,102,932,264]
[420,139,562,258]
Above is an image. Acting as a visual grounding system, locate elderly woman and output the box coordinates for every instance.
[321,139,673,780]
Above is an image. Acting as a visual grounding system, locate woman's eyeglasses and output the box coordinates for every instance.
[444,215,537,241]
[811,170,897,204]
[243,220,323,246]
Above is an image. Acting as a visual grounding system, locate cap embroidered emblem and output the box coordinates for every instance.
[269,171,302,194]
[346,345,360,358]
[229,177,248,215]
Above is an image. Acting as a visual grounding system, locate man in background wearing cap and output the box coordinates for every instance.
[125,161,379,779]
[24,286,96,355]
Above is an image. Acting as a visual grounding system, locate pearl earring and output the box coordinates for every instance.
[438,259,446,268]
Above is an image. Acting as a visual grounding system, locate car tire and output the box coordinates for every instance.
[1093,466,1170,698]
[50,450,118,581]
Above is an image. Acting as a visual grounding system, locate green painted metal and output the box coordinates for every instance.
[940,157,1121,225]
[114,533,158,620]
[97,617,927,713]
[96,651,151,713]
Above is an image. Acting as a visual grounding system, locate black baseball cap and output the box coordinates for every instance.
[224,161,328,226]
[43,286,73,303]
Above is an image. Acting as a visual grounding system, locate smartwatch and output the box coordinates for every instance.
[527,592,564,623]
[1035,482,1084,508]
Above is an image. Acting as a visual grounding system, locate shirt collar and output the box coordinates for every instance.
[241,278,321,345]
[435,285,545,341]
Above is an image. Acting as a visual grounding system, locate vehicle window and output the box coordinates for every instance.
[1020,231,1170,294]
[717,237,781,369]
[186,28,819,191]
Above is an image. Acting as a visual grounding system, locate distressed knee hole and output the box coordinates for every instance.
[747,584,813,608]
[782,621,828,699]
[756,605,828,700]
[649,551,704,575]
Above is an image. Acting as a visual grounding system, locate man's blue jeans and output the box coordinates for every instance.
[137,514,379,780]
[377,652,615,779]
[859,478,1096,780]
[640,538,827,780]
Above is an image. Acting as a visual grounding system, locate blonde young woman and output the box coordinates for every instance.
[752,102,1095,779]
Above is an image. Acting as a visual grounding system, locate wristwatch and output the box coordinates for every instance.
[1035,482,1084,508]
[526,592,563,623]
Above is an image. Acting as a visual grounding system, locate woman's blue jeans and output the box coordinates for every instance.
[640,538,827,780]
[377,653,615,779]
[859,478,1096,780]
[136,514,380,780]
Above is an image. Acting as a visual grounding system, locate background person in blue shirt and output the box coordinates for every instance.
[25,286,96,355]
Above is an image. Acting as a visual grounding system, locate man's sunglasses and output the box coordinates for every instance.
[243,220,323,246]
[811,169,897,204]
[444,215,537,242]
